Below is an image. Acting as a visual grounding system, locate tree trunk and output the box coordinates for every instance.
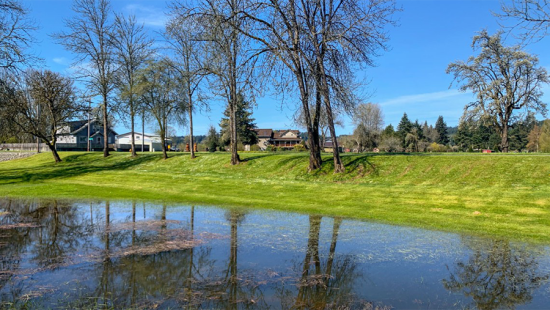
[102,94,110,157]
[501,124,509,153]
[318,63,344,173]
[131,112,136,157]
[47,142,62,163]
[230,95,240,165]
[161,127,168,160]
[130,101,136,157]
[297,72,322,171]
[188,91,195,159]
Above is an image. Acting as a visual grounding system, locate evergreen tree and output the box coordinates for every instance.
[397,113,412,147]
[382,124,396,138]
[206,125,219,152]
[435,116,449,145]
[508,113,536,152]
[219,92,258,146]
[455,121,472,151]
[413,120,424,141]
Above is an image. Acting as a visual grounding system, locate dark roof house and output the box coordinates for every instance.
[56,119,117,151]
[253,129,302,150]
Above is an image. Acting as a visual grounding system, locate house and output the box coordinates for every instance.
[255,129,273,150]
[56,119,117,151]
[115,132,170,152]
[252,129,303,150]
[323,140,344,153]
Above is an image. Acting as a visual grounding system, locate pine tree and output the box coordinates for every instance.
[435,116,449,145]
[382,124,396,138]
[219,92,258,147]
[455,121,472,151]
[413,120,424,141]
[397,113,412,147]
[206,126,219,152]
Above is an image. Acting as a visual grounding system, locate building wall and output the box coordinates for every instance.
[257,137,271,150]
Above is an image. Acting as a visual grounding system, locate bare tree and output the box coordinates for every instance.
[352,103,383,151]
[0,0,36,71]
[295,104,344,151]
[165,9,207,159]
[137,59,182,160]
[176,0,259,165]
[111,13,154,157]
[235,1,323,170]
[447,30,549,152]
[54,0,116,157]
[0,70,78,162]
[238,0,396,172]
[301,0,396,172]
[497,0,550,42]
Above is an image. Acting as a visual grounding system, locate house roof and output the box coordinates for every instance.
[273,130,300,139]
[324,141,335,148]
[59,119,117,136]
[254,129,273,138]
[116,132,160,138]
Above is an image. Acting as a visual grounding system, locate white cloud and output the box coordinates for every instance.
[379,89,468,106]
[52,57,70,65]
[124,4,167,28]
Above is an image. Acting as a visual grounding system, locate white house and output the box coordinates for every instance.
[115,132,170,152]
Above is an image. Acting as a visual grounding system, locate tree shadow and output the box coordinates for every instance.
[0,153,160,185]
[240,153,277,162]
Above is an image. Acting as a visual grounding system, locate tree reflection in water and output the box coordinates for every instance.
[277,215,371,309]
[443,238,549,310]
[197,209,267,309]
[3,198,549,309]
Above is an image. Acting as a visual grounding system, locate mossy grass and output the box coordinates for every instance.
[1,151,550,244]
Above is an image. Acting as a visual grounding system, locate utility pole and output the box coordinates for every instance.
[36,103,40,153]
[87,100,91,152]
[141,110,145,152]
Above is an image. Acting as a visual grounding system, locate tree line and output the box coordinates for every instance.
[3,0,550,170]
[0,0,398,173]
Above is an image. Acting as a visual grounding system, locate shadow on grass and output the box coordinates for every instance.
[241,153,277,162]
[0,153,161,185]
[303,154,380,178]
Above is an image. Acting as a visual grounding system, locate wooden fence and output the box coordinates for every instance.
[0,143,51,152]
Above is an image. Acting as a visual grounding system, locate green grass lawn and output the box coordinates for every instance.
[1,151,550,243]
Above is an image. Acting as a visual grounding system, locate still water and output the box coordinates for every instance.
[0,198,549,309]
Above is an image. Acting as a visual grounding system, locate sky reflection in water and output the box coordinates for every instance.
[0,198,549,309]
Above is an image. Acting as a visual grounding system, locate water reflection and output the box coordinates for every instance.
[291,216,357,309]
[443,238,549,310]
[0,198,549,309]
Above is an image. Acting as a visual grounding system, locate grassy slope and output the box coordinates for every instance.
[1,151,549,243]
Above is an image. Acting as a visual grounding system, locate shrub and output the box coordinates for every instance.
[294,144,306,152]
[428,142,447,152]
[379,136,403,153]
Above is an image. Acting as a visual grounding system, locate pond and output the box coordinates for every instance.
[0,198,549,309]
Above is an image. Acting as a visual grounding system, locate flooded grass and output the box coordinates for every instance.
[0,198,549,309]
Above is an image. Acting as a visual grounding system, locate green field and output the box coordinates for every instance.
[1,151,549,243]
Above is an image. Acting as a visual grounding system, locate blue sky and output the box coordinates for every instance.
[22,0,550,136]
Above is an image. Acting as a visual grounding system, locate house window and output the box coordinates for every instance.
[136,135,141,140]
[79,136,86,143]
[96,137,101,143]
